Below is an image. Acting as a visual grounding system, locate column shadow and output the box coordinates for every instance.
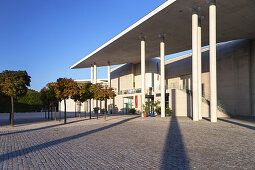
[160,116,190,169]
[218,118,255,130]
[0,116,139,163]
[0,119,86,137]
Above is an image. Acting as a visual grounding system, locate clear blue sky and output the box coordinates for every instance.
[0,0,191,91]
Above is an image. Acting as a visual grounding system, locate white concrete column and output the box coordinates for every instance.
[91,65,94,111]
[198,16,202,120]
[108,62,111,87]
[94,62,97,108]
[94,63,97,84]
[209,0,217,122]
[140,36,146,117]
[160,34,166,117]
[192,7,199,121]
[108,62,111,114]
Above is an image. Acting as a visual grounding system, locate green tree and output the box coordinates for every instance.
[79,83,94,118]
[40,87,51,119]
[54,78,77,124]
[47,83,59,121]
[0,70,31,127]
[17,89,42,105]
[70,85,80,118]
[92,83,116,121]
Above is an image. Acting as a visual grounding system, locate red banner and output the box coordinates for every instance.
[135,96,138,108]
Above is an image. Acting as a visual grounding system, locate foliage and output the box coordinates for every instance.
[52,78,77,124]
[0,70,31,99]
[0,70,31,126]
[101,108,105,114]
[166,108,172,116]
[92,83,116,101]
[93,107,99,113]
[155,106,161,115]
[18,89,42,105]
[54,78,78,101]
[154,101,161,115]
[79,83,94,102]
[129,108,136,114]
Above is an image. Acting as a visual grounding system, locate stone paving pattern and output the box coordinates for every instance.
[0,112,255,169]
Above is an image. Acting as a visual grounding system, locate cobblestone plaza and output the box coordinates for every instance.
[0,113,255,169]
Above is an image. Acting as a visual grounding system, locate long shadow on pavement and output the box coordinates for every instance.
[203,117,255,131]
[0,118,87,137]
[160,116,190,169]
[218,118,255,130]
[0,116,139,163]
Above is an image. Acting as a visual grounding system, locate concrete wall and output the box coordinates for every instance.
[250,39,255,117]
[111,58,160,92]
[110,39,254,117]
[166,39,252,117]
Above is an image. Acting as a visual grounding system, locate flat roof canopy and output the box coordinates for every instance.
[71,0,255,69]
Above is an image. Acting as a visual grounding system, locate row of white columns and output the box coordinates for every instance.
[140,0,217,122]
[192,0,217,122]
[88,0,217,122]
[140,34,166,118]
[90,62,112,112]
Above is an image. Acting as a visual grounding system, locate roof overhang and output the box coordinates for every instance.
[71,0,255,69]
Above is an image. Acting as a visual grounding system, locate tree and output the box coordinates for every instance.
[47,83,59,121]
[40,87,51,119]
[0,70,31,127]
[70,86,80,118]
[92,83,116,120]
[18,89,42,106]
[79,83,93,118]
[54,78,77,124]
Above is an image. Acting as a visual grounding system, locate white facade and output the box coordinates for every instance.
[59,79,108,113]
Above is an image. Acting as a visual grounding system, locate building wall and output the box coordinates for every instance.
[111,39,254,117]
[250,39,255,117]
[166,39,252,117]
[111,58,160,92]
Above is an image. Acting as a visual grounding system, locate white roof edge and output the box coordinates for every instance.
[74,79,108,81]
[165,48,209,64]
[110,64,126,72]
[70,0,177,69]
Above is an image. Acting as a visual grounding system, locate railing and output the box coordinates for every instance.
[118,87,154,95]
[118,88,142,95]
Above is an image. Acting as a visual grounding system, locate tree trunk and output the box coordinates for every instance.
[51,106,53,120]
[90,99,92,119]
[10,96,14,127]
[48,106,50,120]
[59,102,61,122]
[64,99,67,124]
[9,98,12,123]
[104,99,107,121]
[84,102,86,118]
[54,106,57,121]
[75,101,76,117]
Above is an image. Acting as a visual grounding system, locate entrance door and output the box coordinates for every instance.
[123,97,134,114]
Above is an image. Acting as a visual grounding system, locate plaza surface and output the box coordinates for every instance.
[0,112,254,169]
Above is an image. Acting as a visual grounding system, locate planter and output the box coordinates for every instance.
[144,114,147,117]
[150,113,155,117]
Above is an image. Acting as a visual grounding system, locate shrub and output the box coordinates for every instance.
[101,108,105,114]
[93,107,100,114]
[166,108,172,116]
[155,106,161,115]
[129,108,136,114]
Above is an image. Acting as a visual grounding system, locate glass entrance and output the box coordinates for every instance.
[123,97,133,114]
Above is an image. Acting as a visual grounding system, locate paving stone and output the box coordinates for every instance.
[0,113,255,169]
